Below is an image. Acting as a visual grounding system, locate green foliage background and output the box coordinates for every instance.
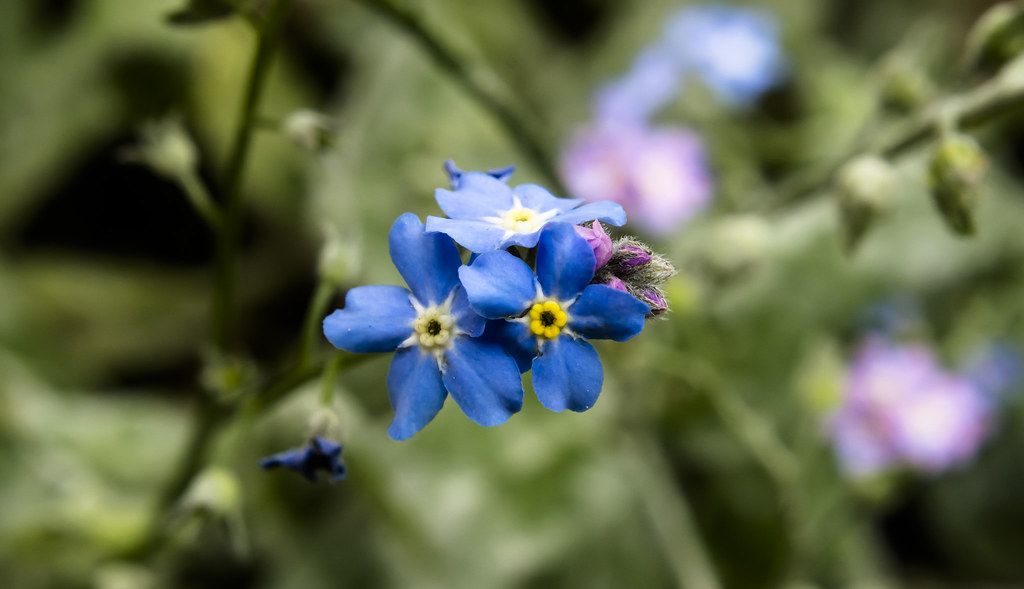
[2,0,1024,588]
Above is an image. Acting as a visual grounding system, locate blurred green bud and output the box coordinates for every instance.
[123,118,198,180]
[702,215,773,280]
[927,133,988,236]
[180,467,242,517]
[836,155,897,252]
[308,406,341,440]
[965,1,1024,74]
[93,563,156,589]
[284,109,336,153]
[200,351,258,403]
[879,54,934,113]
[318,223,362,286]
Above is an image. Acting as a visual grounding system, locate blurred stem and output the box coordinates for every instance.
[624,434,722,589]
[769,58,1024,210]
[352,0,564,191]
[300,281,336,372]
[319,353,344,406]
[213,0,295,351]
[178,170,223,230]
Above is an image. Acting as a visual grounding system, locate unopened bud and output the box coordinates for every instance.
[308,407,341,440]
[927,134,988,236]
[879,54,934,113]
[574,222,613,267]
[284,109,335,153]
[594,236,676,318]
[123,118,197,179]
[703,215,772,279]
[966,1,1024,74]
[181,467,242,516]
[836,155,897,252]
[318,223,362,286]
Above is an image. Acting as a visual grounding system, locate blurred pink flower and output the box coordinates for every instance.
[830,337,991,477]
[560,122,713,235]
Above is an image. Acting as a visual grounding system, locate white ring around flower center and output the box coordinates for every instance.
[401,292,459,355]
[483,196,560,235]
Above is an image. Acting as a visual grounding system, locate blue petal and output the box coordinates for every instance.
[386,348,448,440]
[551,200,627,227]
[532,336,603,412]
[535,224,596,300]
[450,285,486,337]
[323,285,415,353]
[389,213,462,305]
[445,163,516,189]
[434,187,507,220]
[568,285,650,342]
[482,320,537,373]
[459,251,537,318]
[425,216,508,253]
[442,337,523,426]
[513,184,582,212]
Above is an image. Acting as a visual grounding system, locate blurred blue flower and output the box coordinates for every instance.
[964,342,1022,399]
[444,159,515,190]
[459,224,649,412]
[323,213,523,440]
[830,337,991,477]
[663,4,785,106]
[425,170,626,252]
[595,47,683,124]
[260,437,347,483]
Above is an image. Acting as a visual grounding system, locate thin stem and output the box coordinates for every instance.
[319,353,345,407]
[179,171,223,230]
[352,0,564,192]
[769,61,1024,210]
[624,434,722,589]
[213,0,295,350]
[300,281,336,372]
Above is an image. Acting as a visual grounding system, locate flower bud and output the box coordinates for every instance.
[284,109,335,153]
[180,467,242,517]
[574,221,613,267]
[702,215,772,280]
[308,406,341,440]
[878,54,934,113]
[594,236,676,318]
[318,223,362,286]
[927,134,988,236]
[123,118,197,180]
[836,155,897,252]
[965,1,1024,74]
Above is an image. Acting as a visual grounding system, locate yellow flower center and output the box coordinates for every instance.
[484,196,560,235]
[412,307,454,350]
[529,301,568,339]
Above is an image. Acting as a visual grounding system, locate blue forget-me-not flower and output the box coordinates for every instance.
[260,437,347,482]
[444,159,515,190]
[459,223,649,412]
[425,171,627,252]
[323,213,523,440]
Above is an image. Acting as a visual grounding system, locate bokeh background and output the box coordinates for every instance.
[3,0,1024,588]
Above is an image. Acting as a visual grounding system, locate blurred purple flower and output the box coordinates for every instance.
[595,47,683,124]
[830,338,991,477]
[662,4,785,106]
[560,122,713,235]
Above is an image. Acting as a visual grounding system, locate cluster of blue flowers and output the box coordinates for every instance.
[321,163,655,441]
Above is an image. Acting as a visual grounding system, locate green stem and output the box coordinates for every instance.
[179,170,223,230]
[353,0,563,191]
[213,0,295,350]
[624,434,722,589]
[319,353,345,407]
[769,60,1024,210]
[300,281,336,372]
